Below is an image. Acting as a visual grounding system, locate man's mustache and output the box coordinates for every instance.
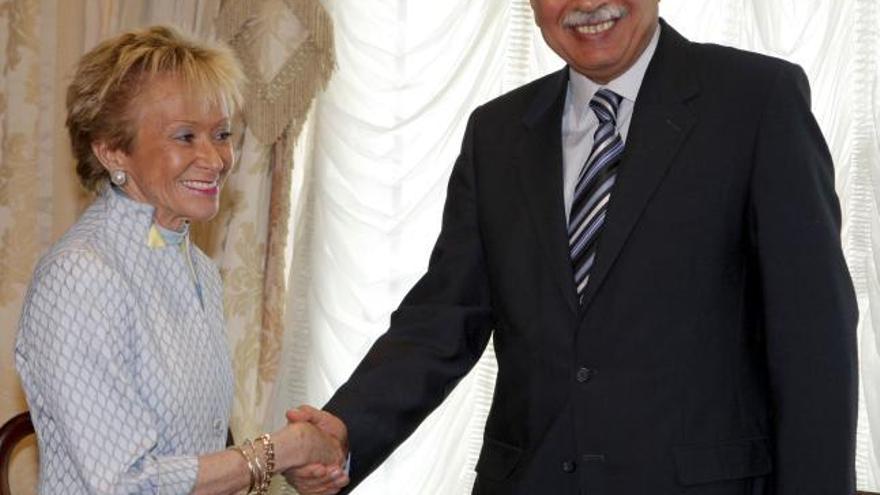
[562,4,629,27]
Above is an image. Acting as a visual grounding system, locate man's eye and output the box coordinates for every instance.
[216,130,232,141]
[175,133,195,143]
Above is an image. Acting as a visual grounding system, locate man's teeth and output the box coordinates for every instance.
[182,180,218,190]
[576,20,615,35]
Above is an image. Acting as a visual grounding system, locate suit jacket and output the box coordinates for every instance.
[325,20,858,495]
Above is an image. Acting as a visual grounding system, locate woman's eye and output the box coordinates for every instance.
[216,130,232,141]
[175,133,195,143]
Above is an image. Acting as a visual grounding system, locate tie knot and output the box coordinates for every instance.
[589,88,622,125]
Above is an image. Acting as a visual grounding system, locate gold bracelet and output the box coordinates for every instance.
[245,439,267,494]
[252,447,266,493]
[230,445,257,494]
[258,433,275,493]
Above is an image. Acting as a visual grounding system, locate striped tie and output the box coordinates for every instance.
[569,88,624,298]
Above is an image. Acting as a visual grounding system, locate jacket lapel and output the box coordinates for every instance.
[579,21,700,313]
[515,69,580,315]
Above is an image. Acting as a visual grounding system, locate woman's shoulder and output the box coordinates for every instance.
[19,224,134,351]
[30,192,134,293]
[20,215,135,348]
[28,244,126,314]
[35,204,111,276]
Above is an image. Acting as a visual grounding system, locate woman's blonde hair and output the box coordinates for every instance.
[66,25,245,191]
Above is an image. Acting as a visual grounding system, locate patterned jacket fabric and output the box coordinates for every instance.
[16,186,234,494]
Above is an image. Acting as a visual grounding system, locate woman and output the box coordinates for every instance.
[15,26,345,494]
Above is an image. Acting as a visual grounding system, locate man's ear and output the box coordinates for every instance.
[91,141,128,173]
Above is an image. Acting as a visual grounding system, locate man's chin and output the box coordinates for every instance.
[570,57,626,83]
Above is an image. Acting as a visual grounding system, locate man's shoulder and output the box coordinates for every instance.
[687,40,801,88]
[471,68,566,122]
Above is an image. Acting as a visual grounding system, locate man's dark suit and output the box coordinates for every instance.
[325,20,858,494]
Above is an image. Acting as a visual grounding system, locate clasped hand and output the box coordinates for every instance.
[280,405,351,495]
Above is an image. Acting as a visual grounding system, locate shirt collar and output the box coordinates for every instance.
[107,186,188,249]
[147,222,189,249]
[568,21,661,109]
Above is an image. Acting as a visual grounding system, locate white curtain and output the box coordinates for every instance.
[274,2,533,492]
[273,0,880,493]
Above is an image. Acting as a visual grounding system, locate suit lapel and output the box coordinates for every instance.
[579,21,700,313]
[515,69,580,315]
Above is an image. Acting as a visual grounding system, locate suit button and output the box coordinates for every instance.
[562,460,576,473]
[576,367,594,383]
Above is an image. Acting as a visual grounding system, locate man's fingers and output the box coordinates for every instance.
[290,475,338,494]
[288,477,331,494]
[331,473,350,488]
[286,406,349,455]
[299,463,328,478]
[285,462,344,483]
[286,407,314,424]
[286,404,323,424]
[305,476,348,495]
[298,404,320,414]
[284,458,349,495]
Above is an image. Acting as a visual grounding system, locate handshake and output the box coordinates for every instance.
[271,405,351,495]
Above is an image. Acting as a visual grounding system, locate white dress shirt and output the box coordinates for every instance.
[562,23,661,221]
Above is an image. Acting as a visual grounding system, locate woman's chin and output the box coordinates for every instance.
[190,207,221,224]
[180,198,221,224]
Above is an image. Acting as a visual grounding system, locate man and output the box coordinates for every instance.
[289,1,858,493]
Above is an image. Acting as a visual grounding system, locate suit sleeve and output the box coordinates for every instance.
[749,63,859,495]
[324,110,495,488]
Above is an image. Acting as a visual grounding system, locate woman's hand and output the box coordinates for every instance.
[272,421,346,474]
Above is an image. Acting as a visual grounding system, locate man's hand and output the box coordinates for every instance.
[287,405,349,450]
[283,405,350,495]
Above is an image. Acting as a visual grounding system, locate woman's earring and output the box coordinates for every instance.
[110,169,127,186]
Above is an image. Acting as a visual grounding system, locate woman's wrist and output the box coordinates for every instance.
[227,434,277,494]
[272,423,307,472]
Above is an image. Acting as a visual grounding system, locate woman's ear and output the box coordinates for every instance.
[91,141,127,173]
